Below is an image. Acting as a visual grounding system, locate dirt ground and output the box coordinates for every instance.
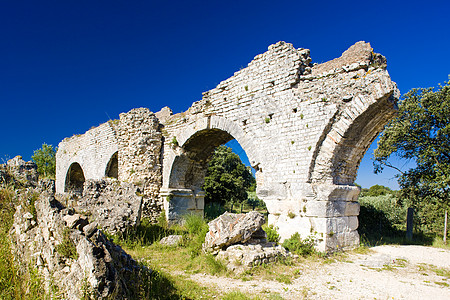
[185,245,450,299]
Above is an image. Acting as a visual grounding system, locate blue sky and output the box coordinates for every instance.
[1,0,448,189]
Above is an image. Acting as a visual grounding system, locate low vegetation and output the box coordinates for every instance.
[0,183,48,299]
[358,185,449,248]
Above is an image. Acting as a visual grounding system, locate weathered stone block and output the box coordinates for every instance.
[203,211,265,253]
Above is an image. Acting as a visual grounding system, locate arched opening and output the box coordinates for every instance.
[164,128,258,222]
[65,162,85,195]
[331,97,397,185]
[309,94,397,186]
[105,152,118,179]
[169,129,234,190]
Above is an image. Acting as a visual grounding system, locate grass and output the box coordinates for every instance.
[431,236,450,250]
[0,185,48,300]
[55,227,78,260]
[3,166,450,299]
[117,215,348,298]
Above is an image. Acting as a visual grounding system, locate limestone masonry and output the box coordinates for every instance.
[56,41,399,251]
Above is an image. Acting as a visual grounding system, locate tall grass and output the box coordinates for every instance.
[0,186,47,299]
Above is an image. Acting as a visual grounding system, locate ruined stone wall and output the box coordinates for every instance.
[161,41,398,251]
[55,41,399,252]
[56,122,119,194]
[117,108,163,220]
[56,109,164,222]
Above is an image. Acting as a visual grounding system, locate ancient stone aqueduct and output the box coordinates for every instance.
[56,41,399,252]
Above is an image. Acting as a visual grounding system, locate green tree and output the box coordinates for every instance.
[374,80,450,205]
[203,145,255,211]
[32,143,57,179]
[374,80,450,233]
[360,184,395,197]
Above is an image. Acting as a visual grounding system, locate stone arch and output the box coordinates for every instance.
[169,128,234,190]
[64,162,86,194]
[105,151,118,179]
[309,93,397,185]
[162,116,258,221]
[163,115,258,188]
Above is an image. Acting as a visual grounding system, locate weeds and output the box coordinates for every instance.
[0,184,47,299]
[223,290,251,299]
[275,274,292,284]
[56,227,78,260]
[263,224,280,243]
[182,214,209,258]
[282,233,317,256]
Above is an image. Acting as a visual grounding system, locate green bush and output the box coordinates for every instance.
[205,254,227,275]
[282,233,316,256]
[359,194,407,234]
[263,224,280,243]
[184,214,207,236]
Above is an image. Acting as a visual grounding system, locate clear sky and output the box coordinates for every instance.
[1,0,448,189]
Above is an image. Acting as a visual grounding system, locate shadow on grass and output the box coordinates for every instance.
[135,266,193,300]
[359,204,434,247]
[110,219,185,248]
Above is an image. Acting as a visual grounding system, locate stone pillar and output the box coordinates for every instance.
[118,108,164,221]
[264,184,360,252]
[160,188,205,223]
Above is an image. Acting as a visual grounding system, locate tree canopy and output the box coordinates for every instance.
[374,80,450,207]
[202,145,255,207]
[32,143,57,179]
[360,184,395,197]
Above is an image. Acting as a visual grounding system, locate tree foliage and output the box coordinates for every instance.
[360,184,395,197]
[374,81,450,206]
[32,143,57,179]
[203,145,255,207]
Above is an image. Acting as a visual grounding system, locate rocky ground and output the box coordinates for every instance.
[183,245,450,299]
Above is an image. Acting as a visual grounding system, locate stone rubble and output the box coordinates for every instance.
[6,158,149,299]
[203,211,266,254]
[204,211,290,271]
[217,243,290,273]
[73,178,143,235]
[4,155,39,186]
[160,234,183,246]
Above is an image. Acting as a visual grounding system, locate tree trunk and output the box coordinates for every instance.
[406,207,414,241]
[444,210,448,245]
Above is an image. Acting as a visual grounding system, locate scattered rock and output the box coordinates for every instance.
[83,221,98,238]
[217,242,290,272]
[160,235,183,246]
[203,211,265,254]
[73,178,143,235]
[6,161,150,299]
[63,213,88,231]
[5,155,39,186]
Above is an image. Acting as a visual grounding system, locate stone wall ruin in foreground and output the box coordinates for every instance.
[56,41,399,252]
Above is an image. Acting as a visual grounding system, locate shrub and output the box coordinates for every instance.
[358,194,407,235]
[282,233,316,256]
[205,254,227,275]
[263,224,280,243]
[170,137,178,147]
